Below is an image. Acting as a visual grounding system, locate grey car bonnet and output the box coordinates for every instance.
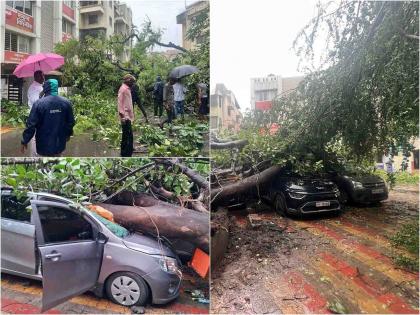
[122,233,174,257]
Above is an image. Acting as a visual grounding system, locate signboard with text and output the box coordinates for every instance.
[62,4,75,20]
[4,50,30,64]
[5,6,34,33]
[255,100,272,111]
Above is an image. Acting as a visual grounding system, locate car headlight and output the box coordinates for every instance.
[288,191,305,199]
[351,181,363,189]
[159,256,179,274]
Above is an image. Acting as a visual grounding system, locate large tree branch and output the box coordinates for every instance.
[156,159,209,190]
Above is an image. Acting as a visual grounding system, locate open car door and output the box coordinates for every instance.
[30,200,106,312]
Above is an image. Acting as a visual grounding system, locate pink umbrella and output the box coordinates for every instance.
[13,53,64,78]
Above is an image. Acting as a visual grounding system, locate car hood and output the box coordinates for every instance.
[343,174,384,184]
[122,233,175,257]
[287,178,337,193]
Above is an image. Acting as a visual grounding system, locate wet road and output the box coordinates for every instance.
[211,184,419,314]
[1,129,118,157]
[1,269,209,314]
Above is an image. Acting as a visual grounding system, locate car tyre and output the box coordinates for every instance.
[338,188,349,205]
[106,272,150,307]
[274,193,288,216]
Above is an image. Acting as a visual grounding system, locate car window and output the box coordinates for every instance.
[1,194,31,222]
[87,210,129,238]
[37,206,93,244]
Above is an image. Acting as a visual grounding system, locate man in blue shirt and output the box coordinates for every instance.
[21,79,75,156]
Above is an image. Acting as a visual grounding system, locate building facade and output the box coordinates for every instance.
[79,0,132,61]
[1,0,79,103]
[250,74,304,110]
[210,83,242,133]
[176,1,208,50]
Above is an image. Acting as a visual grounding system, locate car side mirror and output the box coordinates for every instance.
[97,232,108,244]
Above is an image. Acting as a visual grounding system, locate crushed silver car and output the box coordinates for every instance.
[1,188,182,312]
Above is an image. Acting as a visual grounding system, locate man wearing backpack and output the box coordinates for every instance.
[153,75,164,118]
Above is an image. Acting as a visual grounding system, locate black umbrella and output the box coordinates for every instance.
[169,65,199,79]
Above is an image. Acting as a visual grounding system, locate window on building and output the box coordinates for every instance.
[80,1,99,6]
[5,31,30,53]
[6,1,33,15]
[109,17,112,27]
[62,19,73,34]
[64,0,75,9]
[18,36,30,53]
[88,14,98,24]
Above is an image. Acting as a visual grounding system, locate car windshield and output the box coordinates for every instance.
[85,208,129,238]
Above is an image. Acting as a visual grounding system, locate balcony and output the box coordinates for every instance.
[80,2,104,14]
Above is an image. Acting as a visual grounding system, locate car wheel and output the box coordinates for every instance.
[106,272,150,307]
[274,193,288,216]
[338,188,349,205]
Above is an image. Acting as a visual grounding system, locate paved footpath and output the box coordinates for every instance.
[1,270,209,314]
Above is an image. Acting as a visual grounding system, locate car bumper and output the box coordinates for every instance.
[144,269,182,304]
[287,200,341,214]
[351,188,388,203]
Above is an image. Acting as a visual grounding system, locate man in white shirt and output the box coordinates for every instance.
[27,70,44,109]
[26,70,44,156]
[173,80,187,120]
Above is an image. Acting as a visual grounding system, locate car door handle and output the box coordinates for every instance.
[45,252,62,261]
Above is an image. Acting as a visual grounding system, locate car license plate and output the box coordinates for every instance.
[316,201,330,207]
[372,188,384,194]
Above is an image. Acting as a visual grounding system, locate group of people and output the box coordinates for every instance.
[19,71,208,157]
[118,74,208,157]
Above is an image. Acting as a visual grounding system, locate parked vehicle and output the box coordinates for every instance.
[1,188,182,312]
[268,174,341,217]
[329,172,388,204]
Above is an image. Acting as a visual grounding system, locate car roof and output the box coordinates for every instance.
[1,187,74,205]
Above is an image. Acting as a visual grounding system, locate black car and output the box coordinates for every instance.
[330,173,388,204]
[268,174,341,217]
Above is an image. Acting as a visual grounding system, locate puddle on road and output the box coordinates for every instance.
[1,129,118,157]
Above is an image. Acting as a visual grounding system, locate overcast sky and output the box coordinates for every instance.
[125,0,196,51]
[211,0,320,110]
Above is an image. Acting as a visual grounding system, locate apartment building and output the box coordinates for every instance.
[1,0,79,103]
[210,83,242,133]
[79,0,133,61]
[250,74,304,110]
[176,1,208,50]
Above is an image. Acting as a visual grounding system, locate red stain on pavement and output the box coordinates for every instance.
[285,271,332,314]
[168,302,209,314]
[1,298,61,314]
[307,222,419,281]
[320,252,418,314]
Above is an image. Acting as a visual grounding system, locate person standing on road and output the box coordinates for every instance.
[118,74,135,157]
[21,79,75,157]
[173,79,187,120]
[159,78,175,129]
[153,75,164,118]
[27,70,45,155]
[130,80,149,124]
[197,83,209,119]
[27,70,44,109]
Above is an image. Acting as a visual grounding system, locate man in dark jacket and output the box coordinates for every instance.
[131,82,148,123]
[21,79,75,156]
[153,75,164,117]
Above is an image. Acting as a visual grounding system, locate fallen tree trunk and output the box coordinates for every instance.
[211,208,230,268]
[211,165,284,208]
[210,139,249,150]
[100,191,209,252]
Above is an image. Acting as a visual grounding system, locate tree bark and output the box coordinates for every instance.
[210,139,249,150]
[101,191,209,252]
[157,159,209,190]
[211,165,283,207]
